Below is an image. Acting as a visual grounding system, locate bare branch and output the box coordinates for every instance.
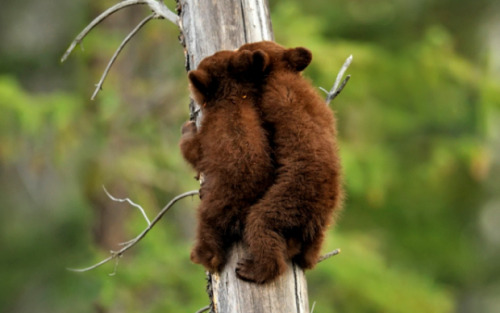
[102,185,151,226]
[67,255,114,272]
[108,256,121,276]
[323,55,353,105]
[330,55,353,97]
[325,75,351,105]
[148,0,179,23]
[118,237,139,246]
[317,248,341,263]
[67,190,199,273]
[311,301,317,313]
[61,0,178,63]
[194,305,210,313]
[91,13,156,100]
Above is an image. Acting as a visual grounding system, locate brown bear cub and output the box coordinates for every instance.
[234,41,342,283]
[179,49,275,273]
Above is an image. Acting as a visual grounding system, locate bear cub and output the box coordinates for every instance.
[179,49,274,273]
[234,41,342,283]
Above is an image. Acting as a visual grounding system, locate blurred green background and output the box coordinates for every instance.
[1,0,499,312]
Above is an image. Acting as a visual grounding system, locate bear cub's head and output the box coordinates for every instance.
[188,49,270,106]
[238,41,312,73]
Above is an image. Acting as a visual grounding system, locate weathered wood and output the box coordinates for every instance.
[212,244,309,313]
[177,0,273,70]
[176,1,310,312]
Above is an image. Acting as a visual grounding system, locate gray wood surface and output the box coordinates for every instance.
[177,1,309,312]
[178,0,274,69]
[212,244,309,313]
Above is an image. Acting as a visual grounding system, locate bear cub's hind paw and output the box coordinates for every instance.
[235,257,286,284]
[190,244,224,273]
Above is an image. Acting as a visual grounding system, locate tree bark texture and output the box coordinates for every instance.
[176,1,310,312]
[211,244,309,313]
[177,0,274,70]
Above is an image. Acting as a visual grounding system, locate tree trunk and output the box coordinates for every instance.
[176,1,310,312]
[211,244,309,313]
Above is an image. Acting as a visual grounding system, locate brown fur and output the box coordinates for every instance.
[179,50,274,272]
[234,41,343,283]
[180,42,342,284]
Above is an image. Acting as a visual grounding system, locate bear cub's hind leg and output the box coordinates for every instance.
[236,219,288,284]
[190,216,227,273]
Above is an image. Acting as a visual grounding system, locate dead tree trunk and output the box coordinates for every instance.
[176,1,310,312]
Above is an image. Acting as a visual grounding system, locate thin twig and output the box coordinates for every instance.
[148,0,179,23]
[68,255,115,272]
[317,248,341,263]
[109,256,121,276]
[333,75,350,98]
[61,0,178,63]
[322,54,353,105]
[311,301,317,313]
[194,305,210,313]
[91,13,156,100]
[118,237,139,246]
[330,55,353,98]
[103,185,151,225]
[67,190,199,273]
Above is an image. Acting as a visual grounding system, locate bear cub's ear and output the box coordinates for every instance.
[229,50,270,75]
[284,47,312,72]
[251,50,270,72]
[188,70,211,104]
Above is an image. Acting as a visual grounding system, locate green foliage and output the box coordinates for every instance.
[273,1,500,311]
[0,76,83,163]
[309,232,454,313]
